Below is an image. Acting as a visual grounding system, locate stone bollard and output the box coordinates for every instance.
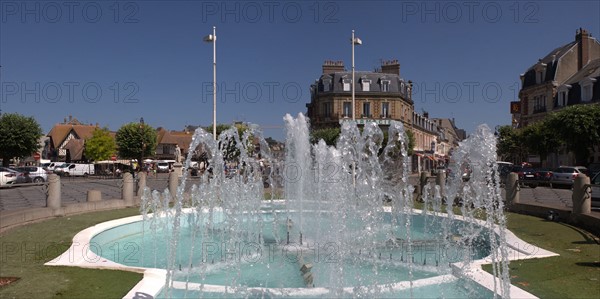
[572,174,591,215]
[505,172,520,205]
[436,171,446,199]
[173,163,183,178]
[46,174,62,213]
[122,173,134,207]
[169,171,179,201]
[87,190,102,202]
[137,171,147,198]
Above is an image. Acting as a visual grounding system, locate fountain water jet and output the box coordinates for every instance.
[94,113,517,298]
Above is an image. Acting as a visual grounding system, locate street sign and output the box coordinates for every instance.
[33,153,41,160]
[111,155,117,161]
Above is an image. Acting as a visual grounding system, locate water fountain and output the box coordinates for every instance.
[49,113,558,298]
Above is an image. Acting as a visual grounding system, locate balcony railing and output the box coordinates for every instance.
[532,106,547,114]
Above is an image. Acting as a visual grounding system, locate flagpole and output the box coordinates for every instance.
[212,26,217,140]
[351,30,357,189]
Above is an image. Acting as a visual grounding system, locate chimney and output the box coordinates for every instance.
[576,28,591,70]
[381,59,400,75]
[322,60,345,74]
[68,115,72,122]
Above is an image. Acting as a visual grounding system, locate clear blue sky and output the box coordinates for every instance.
[1,1,599,141]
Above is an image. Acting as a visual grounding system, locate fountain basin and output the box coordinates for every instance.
[46,204,558,298]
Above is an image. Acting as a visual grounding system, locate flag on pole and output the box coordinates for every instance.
[352,37,362,45]
[203,34,215,42]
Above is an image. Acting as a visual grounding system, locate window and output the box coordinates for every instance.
[534,63,547,84]
[361,79,371,91]
[557,91,568,107]
[582,85,593,102]
[343,102,352,118]
[323,80,331,92]
[362,102,371,118]
[579,78,596,102]
[322,102,332,118]
[381,102,389,118]
[381,80,390,92]
[342,78,352,91]
[533,95,546,113]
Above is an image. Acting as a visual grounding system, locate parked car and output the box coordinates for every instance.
[0,167,18,186]
[156,161,170,173]
[550,166,588,188]
[62,163,95,176]
[534,169,553,186]
[591,172,600,208]
[6,167,29,184]
[515,167,538,188]
[14,166,50,183]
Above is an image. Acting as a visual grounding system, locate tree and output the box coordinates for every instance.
[546,104,600,165]
[115,122,157,160]
[204,123,251,160]
[521,121,560,164]
[0,113,43,166]
[496,125,524,163]
[310,127,341,145]
[84,127,116,161]
[381,129,415,156]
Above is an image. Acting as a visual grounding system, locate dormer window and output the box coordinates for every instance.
[381,80,391,92]
[361,78,371,91]
[534,62,547,84]
[342,78,352,91]
[580,77,597,102]
[322,79,331,92]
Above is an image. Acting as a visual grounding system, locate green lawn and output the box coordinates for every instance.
[0,208,142,299]
[482,213,600,298]
[1,207,598,298]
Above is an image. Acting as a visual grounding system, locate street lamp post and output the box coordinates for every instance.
[351,30,362,190]
[204,26,217,140]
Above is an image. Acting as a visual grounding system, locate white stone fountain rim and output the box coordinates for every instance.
[45,205,558,298]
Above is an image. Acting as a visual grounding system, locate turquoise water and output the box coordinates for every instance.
[90,211,495,296]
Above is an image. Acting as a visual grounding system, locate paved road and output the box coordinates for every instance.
[517,185,574,209]
[0,174,590,212]
[0,174,178,211]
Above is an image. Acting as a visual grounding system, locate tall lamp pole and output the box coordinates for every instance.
[204,26,217,140]
[351,30,362,190]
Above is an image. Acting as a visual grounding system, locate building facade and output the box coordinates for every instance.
[307,60,466,173]
[45,116,100,162]
[516,28,600,166]
[307,60,414,131]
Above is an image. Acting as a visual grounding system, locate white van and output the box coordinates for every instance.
[62,163,95,176]
[47,162,65,172]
